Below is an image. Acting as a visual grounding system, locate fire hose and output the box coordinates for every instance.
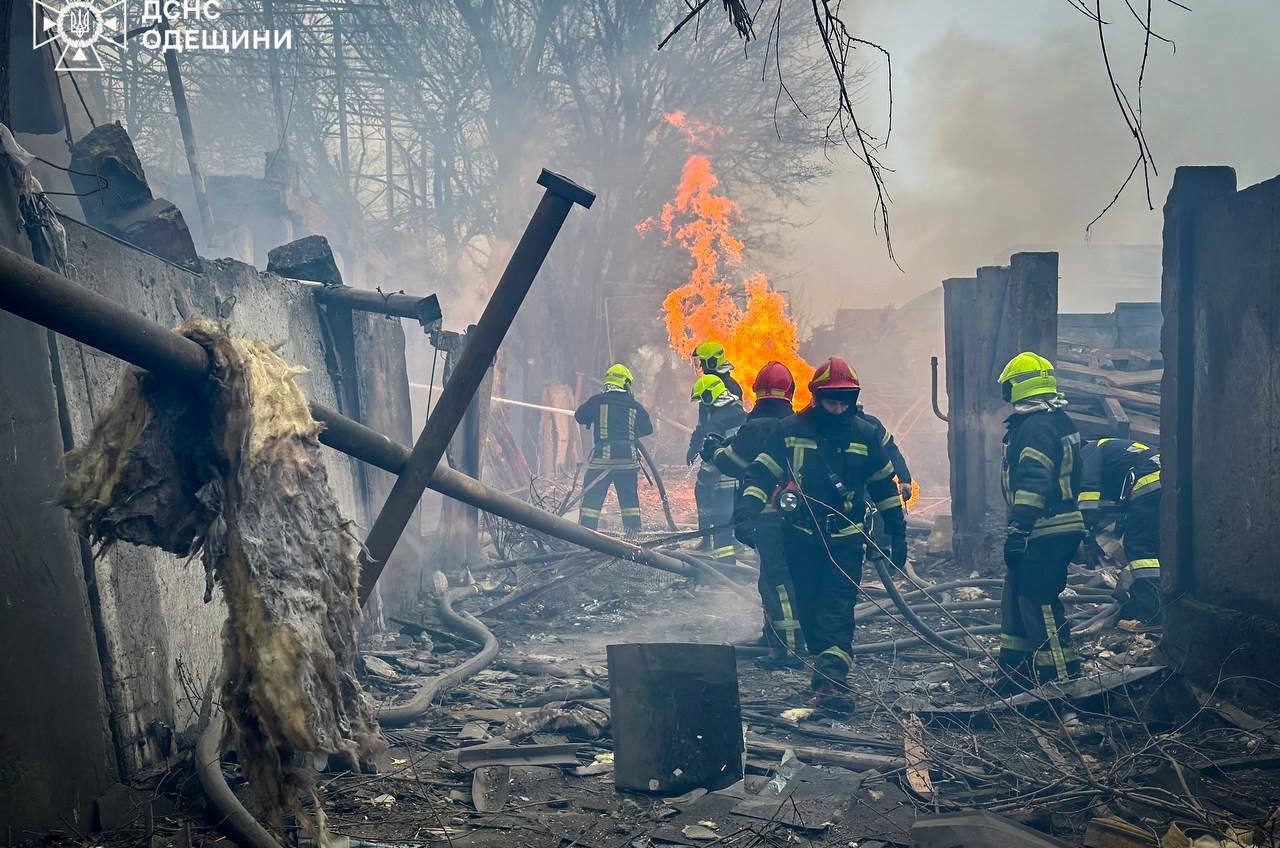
[868,556,984,658]
[378,583,500,727]
[637,440,679,532]
[196,713,282,848]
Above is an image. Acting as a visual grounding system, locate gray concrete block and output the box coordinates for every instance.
[267,234,343,285]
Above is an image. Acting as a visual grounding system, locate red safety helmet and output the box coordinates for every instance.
[808,357,861,394]
[753,361,795,401]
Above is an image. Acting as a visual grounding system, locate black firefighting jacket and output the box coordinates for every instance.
[688,398,747,465]
[857,406,911,485]
[1077,438,1161,520]
[1002,400,1086,541]
[708,398,793,493]
[575,389,653,469]
[705,367,744,400]
[737,407,906,541]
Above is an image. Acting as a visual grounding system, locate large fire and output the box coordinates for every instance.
[639,114,814,408]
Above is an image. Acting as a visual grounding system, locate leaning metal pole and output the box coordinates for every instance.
[0,244,705,586]
[358,170,595,603]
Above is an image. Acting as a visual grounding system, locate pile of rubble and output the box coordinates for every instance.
[61,536,1280,848]
[1057,342,1162,445]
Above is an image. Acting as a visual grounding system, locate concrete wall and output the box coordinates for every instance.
[944,253,1058,573]
[0,213,417,828]
[54,221,374,774]
[0,154,119,834]
[1160,166,1280,706]
[351,312,424,612]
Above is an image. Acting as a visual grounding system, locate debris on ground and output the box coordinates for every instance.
[57,504,1280,848]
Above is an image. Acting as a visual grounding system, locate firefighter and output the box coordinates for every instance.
[1077,438,1162,624]
[692,340,744,399]
[737,357,907,709]
[997,351,1087,690]
[857,400,914,567]
[574,364,653,537]
[689,373,747,563]
[704,362,804,663]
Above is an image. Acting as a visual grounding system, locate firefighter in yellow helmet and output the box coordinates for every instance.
[997,352,1087,690]
[1077,438,1162,624]
[574,364,653,537]
[692,341,744,399]
[689,373,747,562]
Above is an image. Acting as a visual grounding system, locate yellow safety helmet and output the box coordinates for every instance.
[692,340,729,373]
[604,363,634,390]
[998,351,1058,403]
[691,374,727,404]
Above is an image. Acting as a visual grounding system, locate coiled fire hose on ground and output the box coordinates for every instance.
[378,584,500,727]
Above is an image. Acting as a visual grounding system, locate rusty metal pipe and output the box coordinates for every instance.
[930,355,949,422]
[0,245,210,382]
[0,246,699,586]
[358,170,595,603]
[309,284,442,328]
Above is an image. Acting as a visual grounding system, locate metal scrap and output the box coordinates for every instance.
[456,742,585,770]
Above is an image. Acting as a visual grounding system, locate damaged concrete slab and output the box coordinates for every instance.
[70,124,200,270]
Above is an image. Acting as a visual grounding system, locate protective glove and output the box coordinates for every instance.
[889,535,909,569]
[700,433,725,463]
[686,443,700,466]
[1004,529,1030,569]
[899,481,913,502]
[735,520,759,549]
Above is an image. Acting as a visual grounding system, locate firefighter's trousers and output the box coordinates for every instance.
[695,462,737,563]
[785,529,864,689]
[999,532,1084,687]
[1120,488,1161,623]
[579,465,641,534]
[755,521,806,657]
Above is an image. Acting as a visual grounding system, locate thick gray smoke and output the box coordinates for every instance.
[788,3,1280,308]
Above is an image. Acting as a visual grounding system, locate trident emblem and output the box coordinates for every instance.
[33,0,128,72]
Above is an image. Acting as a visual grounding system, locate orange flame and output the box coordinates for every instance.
[639,116,813,407]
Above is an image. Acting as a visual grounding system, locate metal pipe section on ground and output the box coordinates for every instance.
[358,169,596,603]
[0,245,698,587]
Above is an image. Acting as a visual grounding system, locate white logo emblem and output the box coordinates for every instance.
[34,0,127,72]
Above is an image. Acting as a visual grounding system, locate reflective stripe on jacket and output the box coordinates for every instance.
[574,390,653,468]
[1002,406,1086,540]
[738,408,906,539]
[1077,438,1161,511]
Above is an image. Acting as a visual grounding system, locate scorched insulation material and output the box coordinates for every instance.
[60,318,381,827]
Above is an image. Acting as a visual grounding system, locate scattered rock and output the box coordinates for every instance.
[363,655,399,680]
[681,824,719,841]
[267,234,342,284]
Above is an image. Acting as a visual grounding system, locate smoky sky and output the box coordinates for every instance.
[779,1,1280,310]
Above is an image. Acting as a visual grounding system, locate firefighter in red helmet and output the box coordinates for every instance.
[737,357,907,710]
[704,362,804,665]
